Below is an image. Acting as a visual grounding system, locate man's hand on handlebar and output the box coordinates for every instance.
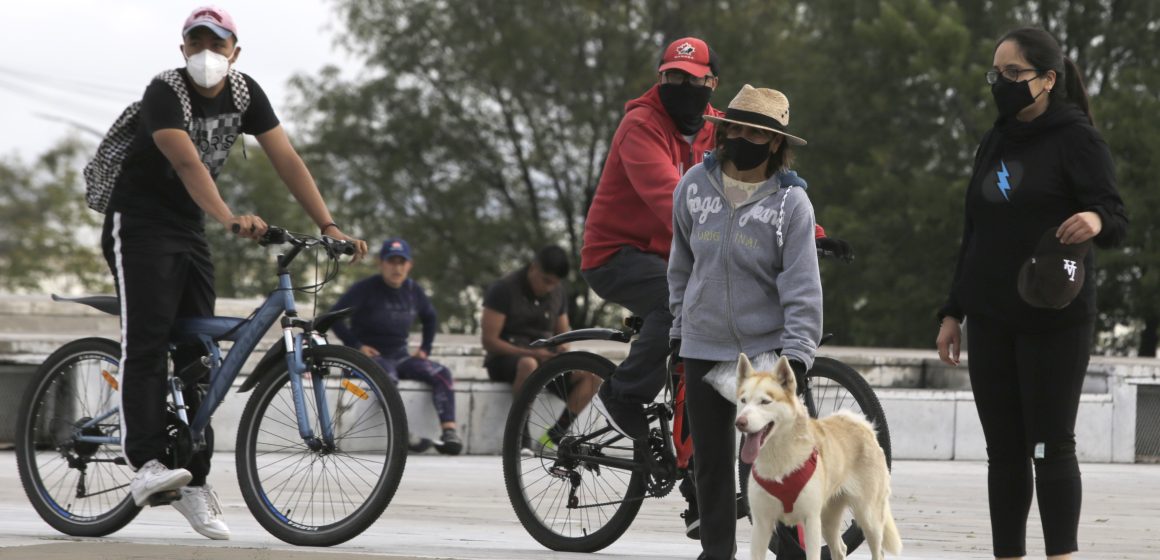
[322,226,369,263]
[816,236,855,263]
[227,215,269,240]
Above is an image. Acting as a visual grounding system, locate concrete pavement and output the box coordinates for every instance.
[0,451,1156,559]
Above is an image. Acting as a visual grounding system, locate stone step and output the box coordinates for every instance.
[0,353,1153,461]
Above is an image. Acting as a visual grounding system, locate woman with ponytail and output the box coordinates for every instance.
[935,27,1128,559]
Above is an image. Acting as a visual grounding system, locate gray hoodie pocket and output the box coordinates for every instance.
[684,278,733,340]
[731,275,782,337]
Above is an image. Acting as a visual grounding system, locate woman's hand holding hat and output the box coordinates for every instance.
[1057,211,1102,245]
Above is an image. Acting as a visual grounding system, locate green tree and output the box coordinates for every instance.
[773,0,994,348]
[291,0,679,330]
[1058,0,1160,356]
[287,0,1159,349]
[0,138,108,293]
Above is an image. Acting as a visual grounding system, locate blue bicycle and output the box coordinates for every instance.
[14,227,408,546]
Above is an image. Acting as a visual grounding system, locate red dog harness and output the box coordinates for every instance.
[750,449,819,513]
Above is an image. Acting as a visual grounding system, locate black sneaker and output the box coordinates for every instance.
[681,507,700,540]
[435,428,463,455]
[736,492,750,521]
[408,433,434,453]
[681,493,746,540]
[592,382,647,439]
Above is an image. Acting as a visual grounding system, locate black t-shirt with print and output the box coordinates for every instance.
[108,68,279,229]
[482,265,568,354]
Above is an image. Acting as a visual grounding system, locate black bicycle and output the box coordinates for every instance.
[501,319,890,558]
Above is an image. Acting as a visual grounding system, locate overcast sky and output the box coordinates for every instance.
[0,1,356,161]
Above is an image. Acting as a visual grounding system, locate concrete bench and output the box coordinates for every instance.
[2,293,1158,461]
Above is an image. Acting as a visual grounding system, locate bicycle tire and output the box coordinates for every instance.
[502,352,647,552]
[15,337,141,536]
[738,356,891,559]
[235,344,407,546]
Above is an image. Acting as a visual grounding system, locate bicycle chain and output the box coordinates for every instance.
[644,431,677,498]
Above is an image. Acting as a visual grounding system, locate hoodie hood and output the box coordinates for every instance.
[702,152,809,191]
[996,101,1092,144]
[626,84,720,137]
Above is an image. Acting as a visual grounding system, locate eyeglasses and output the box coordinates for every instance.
[725,123,776,144]
[986,67,1041,85]
[661,70,714,87]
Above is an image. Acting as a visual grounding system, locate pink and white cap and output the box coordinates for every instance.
[182,6,237,39]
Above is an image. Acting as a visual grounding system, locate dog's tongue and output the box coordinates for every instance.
[740,432,762,465]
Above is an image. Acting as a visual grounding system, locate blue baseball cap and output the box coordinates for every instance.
[379,238,412,261]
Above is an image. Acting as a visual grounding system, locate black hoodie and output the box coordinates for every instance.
[939,102,1128,332]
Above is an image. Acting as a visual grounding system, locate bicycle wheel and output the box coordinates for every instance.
[739,356,891,559]
[502,352,647,552]
[16,337,140,536]
[235,345,407,546]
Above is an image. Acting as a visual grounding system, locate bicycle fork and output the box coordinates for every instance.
[282,322,337,453]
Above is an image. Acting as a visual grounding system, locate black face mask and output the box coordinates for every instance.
[991,75,1044,119]
[658,83,713,135]
[723,137,772,171]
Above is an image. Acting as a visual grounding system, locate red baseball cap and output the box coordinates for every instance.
[183,6,238,39]
[658,37,718,77]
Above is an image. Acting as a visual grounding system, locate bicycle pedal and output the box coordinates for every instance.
[146,489,182,507]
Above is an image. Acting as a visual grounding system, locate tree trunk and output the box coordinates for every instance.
[1139,315,1158,357]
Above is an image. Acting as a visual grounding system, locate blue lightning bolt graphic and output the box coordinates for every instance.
[997,160,1012,201]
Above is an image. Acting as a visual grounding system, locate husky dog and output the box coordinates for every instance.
[735,354,901,560]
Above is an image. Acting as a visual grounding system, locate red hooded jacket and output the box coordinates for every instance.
[581,85,723,270]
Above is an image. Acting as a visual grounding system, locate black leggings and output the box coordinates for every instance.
[683,357,737,560]
[966,316,1094,557]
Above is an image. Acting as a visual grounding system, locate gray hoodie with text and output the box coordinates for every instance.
[668,154,822,367]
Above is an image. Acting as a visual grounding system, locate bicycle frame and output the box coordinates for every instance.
[181,269,335,451]
[541,331,828,481]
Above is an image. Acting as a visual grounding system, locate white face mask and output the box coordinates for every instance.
[185,48,233,88]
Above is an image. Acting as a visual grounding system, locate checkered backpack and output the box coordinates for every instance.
[83,68,251,213]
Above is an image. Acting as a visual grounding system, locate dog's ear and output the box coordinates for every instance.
[775,356,797,393]
[737,353,754,385]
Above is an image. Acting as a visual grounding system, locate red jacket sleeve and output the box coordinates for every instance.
[617,121,682,228]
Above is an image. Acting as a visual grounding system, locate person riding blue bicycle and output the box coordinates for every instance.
[98,5,366,540]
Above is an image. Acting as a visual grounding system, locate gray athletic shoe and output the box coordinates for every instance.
[435,429,463,455]
[171,484,230,540]
[409,433,434,453]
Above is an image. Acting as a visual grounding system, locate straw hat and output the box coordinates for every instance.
[704,84,807,146]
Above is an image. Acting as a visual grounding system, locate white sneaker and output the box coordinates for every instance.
[172,484,230,540]
[130,459,192,507]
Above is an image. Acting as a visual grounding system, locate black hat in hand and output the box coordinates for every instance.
[1017,227,1092,310]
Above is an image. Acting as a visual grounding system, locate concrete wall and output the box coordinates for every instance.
[2,294,1158,461]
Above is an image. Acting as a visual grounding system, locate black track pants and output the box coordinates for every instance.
[966,315,1093,557]
[580,246,672,404]
[102,212,216,485]
[684,357,738,560]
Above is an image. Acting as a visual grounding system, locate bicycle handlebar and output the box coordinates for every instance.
[815,237,855,263]
[230,224,356,257]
